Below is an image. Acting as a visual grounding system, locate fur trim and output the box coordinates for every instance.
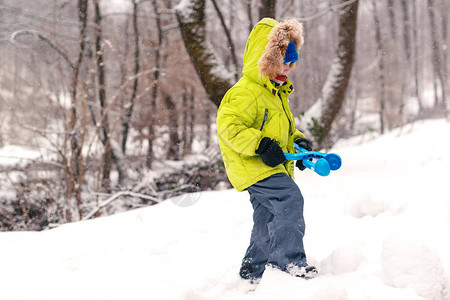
[258,19,304,78]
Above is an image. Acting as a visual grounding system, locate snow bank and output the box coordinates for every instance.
[0,119,450,300]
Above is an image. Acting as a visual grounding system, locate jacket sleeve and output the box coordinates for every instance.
[217,88,262,156]
[292,128,306,142]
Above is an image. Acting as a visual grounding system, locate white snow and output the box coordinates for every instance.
[174,0,197,21]
[0,144,42,167]
[1,118,450,300]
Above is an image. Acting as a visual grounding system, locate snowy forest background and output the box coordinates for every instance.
[0,0,449,231]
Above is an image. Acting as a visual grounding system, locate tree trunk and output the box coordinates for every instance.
[204,102,211,149]
[441,0,449,118]
[66,0,89,221]
[121,0,140,155]
[397,0,413,126]
[411,0,423,114]
[165,94,181,160]
[427,0,447,113]
[146,0,163,168]
[189,90,195,154]
[387,0,396,38]
[92,0,113,192]
[371,0,387,134]
[259,0,276,19]
[182,90,189,156]
[182,87,194,156]
[175,0,233,107]
[246,0,254,34]
[116,17,131,186]
[314,0,359,149]
[400,0,411,62]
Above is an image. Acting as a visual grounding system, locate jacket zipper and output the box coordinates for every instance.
[278,92,293,134]
[260,108,269,131]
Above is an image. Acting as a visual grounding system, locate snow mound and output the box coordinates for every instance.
[320,247,365,275]
[381,236,449,300]
[345,190,407,218]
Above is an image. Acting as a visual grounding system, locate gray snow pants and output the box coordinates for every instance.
[240,173,307,280]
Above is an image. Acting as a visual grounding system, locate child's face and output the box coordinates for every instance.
[276,63,291,77]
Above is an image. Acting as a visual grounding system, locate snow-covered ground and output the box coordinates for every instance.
[1,119,449,300]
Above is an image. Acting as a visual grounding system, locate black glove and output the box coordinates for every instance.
[256,137,286,167]
[295,138,313,171]
[295,138,313,151]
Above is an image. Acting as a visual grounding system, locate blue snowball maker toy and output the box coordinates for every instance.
[284,144,342,176]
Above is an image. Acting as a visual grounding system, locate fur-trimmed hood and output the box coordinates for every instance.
[242,18,304,83]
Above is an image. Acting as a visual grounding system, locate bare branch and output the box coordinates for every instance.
[10,30,74,70]
[299,0,358,22]
[83,191,160,220]
[210,0,239,81]
[0,4,88,28]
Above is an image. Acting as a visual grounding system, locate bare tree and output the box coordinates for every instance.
[65,0,89,221]
[5,1,91,221]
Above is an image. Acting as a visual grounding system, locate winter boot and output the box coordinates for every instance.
[287,264,318,279]
[239,259,262,284]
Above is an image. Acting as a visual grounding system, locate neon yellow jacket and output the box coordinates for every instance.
[217,18,306,191]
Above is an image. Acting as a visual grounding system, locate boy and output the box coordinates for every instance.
[216,18,317,282]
